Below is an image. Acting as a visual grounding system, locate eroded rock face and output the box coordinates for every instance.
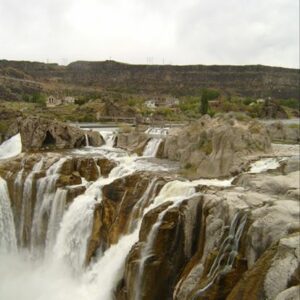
[173,171,300,300]
[116,131,149,155]
[117,196,202,300]
[86,173,166,264]
[164,115,271,178]
[227,234,300,300]
[15,116,104,151]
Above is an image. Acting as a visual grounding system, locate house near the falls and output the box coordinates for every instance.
[46,96,76,107]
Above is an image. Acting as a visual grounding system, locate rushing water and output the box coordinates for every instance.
[0,177,17,254]
[0,134,22,160]
[143,138,163,157]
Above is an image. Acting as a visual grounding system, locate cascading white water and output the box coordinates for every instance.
[145,127,169,135]
[31,158,66,254]
[53,192,96,273]
[85,134,90,147]
[45,188,67,254]
[127,177,162,232]
[0,133,22,160]
[87,128,118,148]
[13,168,24,240]
[248,157,285,173]
[0,177,17,253]
[143,138,163,157]
[135,180,202,300]
[19,159,44,247]
[52,155,139,274]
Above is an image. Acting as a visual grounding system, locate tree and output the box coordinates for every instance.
[200,89,209,115]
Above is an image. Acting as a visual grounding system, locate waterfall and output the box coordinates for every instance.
[0,177,17,253]
[45,188,67,254]
[83,228,140,300]
[0,133,22,160]
[13,168,24,240]
[85,134,89,147]
[248,157,284,173]
[193,210,248,298]
[52,157,137,273]
[101,131,117,147]
[145,127,169,135]
[30,158,66,254]
[19,159,44,247]
[135,180,199,300]
[127,177,162,232]
[53,192,96,273]
[143,138,163,157]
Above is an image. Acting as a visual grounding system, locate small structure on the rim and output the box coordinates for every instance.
[46,96,76,107]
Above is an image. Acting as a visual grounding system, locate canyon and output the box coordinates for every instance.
[0,60,299,101]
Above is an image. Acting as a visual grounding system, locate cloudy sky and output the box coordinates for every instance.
[0,0,298,67]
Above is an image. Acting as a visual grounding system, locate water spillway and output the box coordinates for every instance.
[142,138,163,157]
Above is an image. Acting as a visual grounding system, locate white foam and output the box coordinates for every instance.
[0,133,22,160]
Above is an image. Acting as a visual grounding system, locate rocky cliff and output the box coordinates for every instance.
[0,60,299,100]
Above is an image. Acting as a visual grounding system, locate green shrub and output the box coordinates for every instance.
[197,139,213,155]
[200,89,209,115]
[277,99,299,110]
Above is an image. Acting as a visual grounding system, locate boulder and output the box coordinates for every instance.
[266,121,300,144]
[164,115,271,178]
[15,116,104,151]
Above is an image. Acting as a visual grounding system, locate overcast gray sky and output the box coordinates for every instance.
[0,0,298,67]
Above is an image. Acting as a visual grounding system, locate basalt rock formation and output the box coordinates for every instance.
[86,173,166,263]
[163,115,271,178]
[1,60,299,100]
[13,116,104,151]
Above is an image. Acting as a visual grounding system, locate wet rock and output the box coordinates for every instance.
[86,173,163,263]
[86,130,105,146]
[96,157,117,177]
[65,185,86,204]
[116,131,149,155]
[118,196,202,300]
[56,173,82,187]
[75,158,100,181]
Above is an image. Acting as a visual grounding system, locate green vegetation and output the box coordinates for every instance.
[197,138,213,155]
[22,93,46,105]
[276,98,299,110]
[200,89,209,115]
[288,123,300,129]
[205,89,220,101]
[0,120,8,133]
